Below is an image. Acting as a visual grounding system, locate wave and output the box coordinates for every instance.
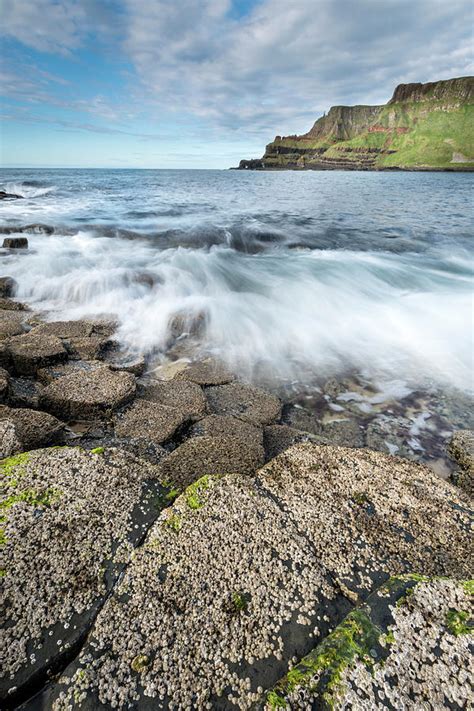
[5,228,473,392]
[0,181,56,198]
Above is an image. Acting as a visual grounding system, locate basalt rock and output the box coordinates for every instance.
[141,379,206,419]
[0,405,64,451]
[40,366,136,420]
[0,446,169,709]
[114,398,189,447]
[0,191,22,200]
[174,358,235,386]
[2,237,28,249]
[6,333,67,376]
[0,312,27,341]
[0,277,17,298]
[40,444,472,711]
[448,429,474,496]
[190,413,263,445]
[206,382,282,426]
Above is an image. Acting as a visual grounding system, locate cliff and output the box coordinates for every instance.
[237,76,474,171]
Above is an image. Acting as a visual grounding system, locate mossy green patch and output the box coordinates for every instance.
[462,580,474,596]
[267,608,382,709]
[445,609,472,636]
[0,452,31,485]
[231,591,249,612]
[184,475,212,510]
[267,690,287,709]
[164,513,182,532]
[131,654,150,673]
[90,447,104,455]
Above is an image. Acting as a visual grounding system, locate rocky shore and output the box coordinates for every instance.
[0,276,473,710]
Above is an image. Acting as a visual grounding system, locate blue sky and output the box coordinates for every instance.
[1,0,472,168]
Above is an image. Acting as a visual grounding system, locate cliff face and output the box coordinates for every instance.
[237,76,474,171]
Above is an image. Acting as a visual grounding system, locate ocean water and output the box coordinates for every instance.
[1,168,472,390]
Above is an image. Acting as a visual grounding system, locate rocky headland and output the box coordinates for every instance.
[236,76,474,171]
[0,273,473,710]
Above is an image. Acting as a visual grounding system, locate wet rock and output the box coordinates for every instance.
[0,190,22,200]
[206,382,282,425]
[114,398,189,447]
[0,367,9,402]
[448,429,474,496]
[30,320,117,362]
[0,446,168,708]
[322,417,364,447]
[175,358,235,386]
[0,419,22,458]
[6,332,67,376]
[8,377,44,409]
[190,413,263,445]
[365,414,413,458]
[40,366,136,420]
[105,352,146,376]
[36,359,102,386]
[282,404,323,435]
[43,444,472,711]
[0,405,64,450]
[159,434,265,487]
[0,277,17,298]
[262,575,473,710]
[2,237,28,249]
[0,311,26,340]
[141,379,206,419]
[263,423,312,460]
[0,298,28,312]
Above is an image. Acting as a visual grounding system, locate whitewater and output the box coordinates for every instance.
[0,168,472,394]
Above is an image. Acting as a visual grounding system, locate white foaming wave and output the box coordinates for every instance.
[6,230,473,392]
[1,182,56,198]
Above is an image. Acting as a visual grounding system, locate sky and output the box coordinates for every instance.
[0,0,473,169]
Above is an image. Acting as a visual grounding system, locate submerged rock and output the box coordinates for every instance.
[39,444,472,710]
[0,446,168,708]
[40,366,136,420]
[2,237,28,249]
[449,429,474,496]
[262,575,473,710]
[206,382,282,425]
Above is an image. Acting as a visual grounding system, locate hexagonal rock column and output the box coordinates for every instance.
[6,333,67,376]
[205,382,282,425]
[40,366,136,420]
[40,444,472,711]
[0,446,169,709]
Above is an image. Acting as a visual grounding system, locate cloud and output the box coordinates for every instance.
[121,0,474,137]
[1,0,473,146]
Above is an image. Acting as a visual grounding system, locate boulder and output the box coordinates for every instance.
[7,332,67,376]
[263,423,311,460]
[448,429,474,496]
[36,359,102,385]
[114,398,188,446]
[30,320,117,361]
[0,446,169,708]
[40,366,136,420]
[0,277,17,297]
[190,413,263,445]
[40,444,472,711]
[263,576,473,710]
[174,358,235,386]
[0,311,26,340]
[2,237,28,249]
[206,382,282,425]
[0,298,28,312]
[141,379,206,419]
[0,405,63,450]
[7,377,44,409]
[159,434,265,487]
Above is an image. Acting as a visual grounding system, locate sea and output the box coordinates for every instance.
[1,168,473,472]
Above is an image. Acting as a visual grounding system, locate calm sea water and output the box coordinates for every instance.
[0,168,472,396]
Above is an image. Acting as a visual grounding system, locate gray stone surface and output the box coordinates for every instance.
[42,444,472,711]
[141,379,206,419]
[41,366,136,420]
[322,417,364,448]
[0,311,27,340]
[0,298,29,312]
[160,433,265,487]
[0,446,167,708]
[0,419,22,458]
[263,423,310,461]
[114,399,188,446]
[190,413,263,445]
[206,382,282,425]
